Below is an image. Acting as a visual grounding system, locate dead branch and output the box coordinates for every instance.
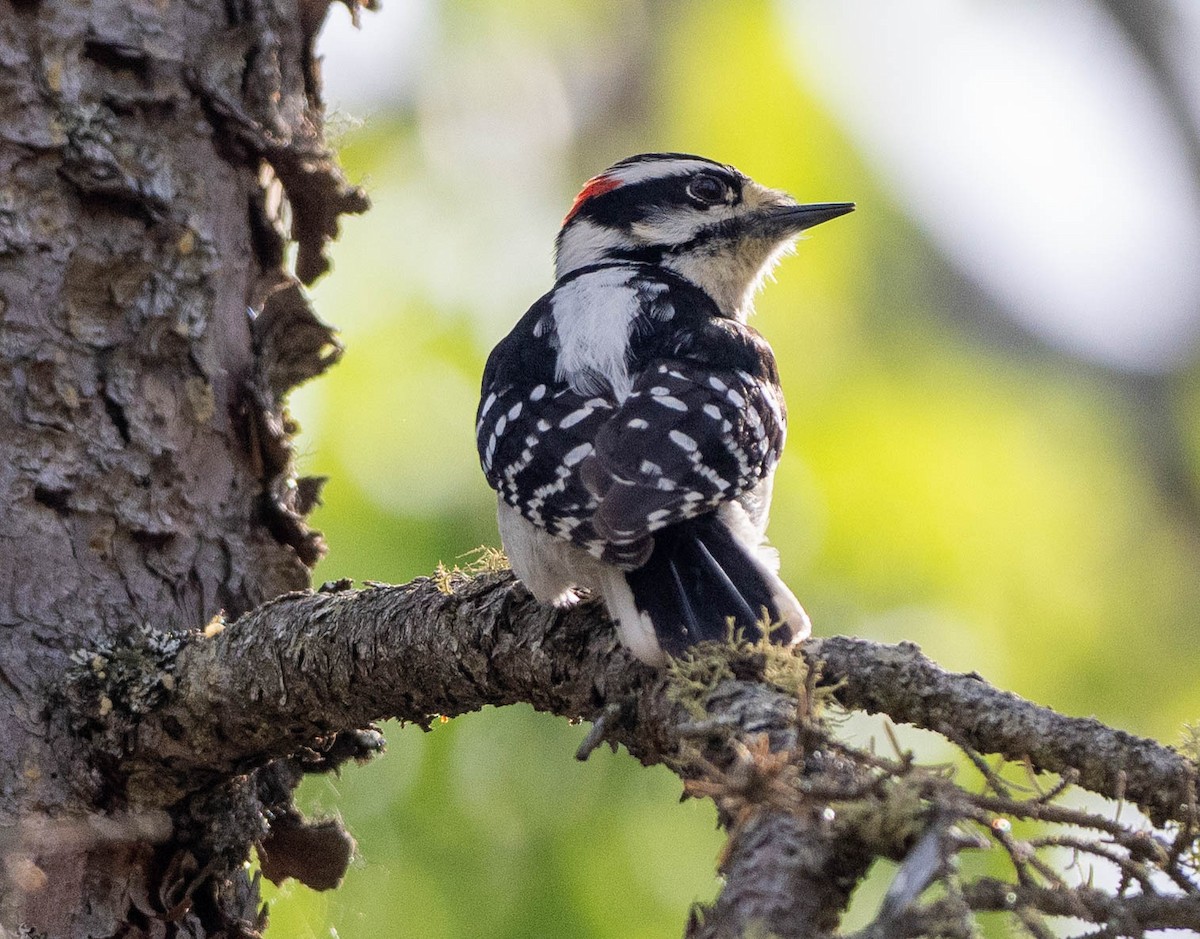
[807,636,1196,826]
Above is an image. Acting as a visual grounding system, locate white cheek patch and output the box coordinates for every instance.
[630,205,732,247]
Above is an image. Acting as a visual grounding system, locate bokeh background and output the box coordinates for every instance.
[261,1,1200,935]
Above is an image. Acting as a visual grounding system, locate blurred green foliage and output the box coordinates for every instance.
[264,1,1200,934]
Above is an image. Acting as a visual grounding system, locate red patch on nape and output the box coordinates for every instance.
[563,174,623,224]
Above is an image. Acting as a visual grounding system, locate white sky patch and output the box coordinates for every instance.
[780,0,1200,371]
[317,0,436,114]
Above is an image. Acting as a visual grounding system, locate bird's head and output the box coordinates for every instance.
[554,153,853,320]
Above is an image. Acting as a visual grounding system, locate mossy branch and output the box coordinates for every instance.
[86,568,1200,938]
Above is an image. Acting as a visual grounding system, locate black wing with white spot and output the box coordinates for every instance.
[479,379,618,549]
[584,322,786,566]
[476,287,618,557]
[477,267,784,569]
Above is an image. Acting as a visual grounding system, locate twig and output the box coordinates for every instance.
[807,636,1198,825]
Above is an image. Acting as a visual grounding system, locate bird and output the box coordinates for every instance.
[476,152,853,666]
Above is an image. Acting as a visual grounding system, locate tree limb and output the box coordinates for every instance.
[85,568,1196,937]
[808,636,1197,826]
[124,569,851,934]
[123,572,1194,822]
[858,877,1200,939]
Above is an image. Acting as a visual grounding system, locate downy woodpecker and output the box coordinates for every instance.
[476,153,853,665]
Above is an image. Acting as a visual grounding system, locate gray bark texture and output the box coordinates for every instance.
[0,0,366,934]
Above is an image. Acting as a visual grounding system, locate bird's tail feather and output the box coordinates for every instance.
[623,516,810,660]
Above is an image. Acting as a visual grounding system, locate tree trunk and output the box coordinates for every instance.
[0,0,364,933]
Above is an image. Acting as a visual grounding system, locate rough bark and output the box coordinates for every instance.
[0,0,365,934]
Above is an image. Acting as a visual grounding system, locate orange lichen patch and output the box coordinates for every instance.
[563,174,622,224]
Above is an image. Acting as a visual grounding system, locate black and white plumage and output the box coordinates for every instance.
[476,153,853,665]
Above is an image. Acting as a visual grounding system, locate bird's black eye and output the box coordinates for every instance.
[686,174,728,207]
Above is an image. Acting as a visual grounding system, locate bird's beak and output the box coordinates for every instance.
[750,202,855,239]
